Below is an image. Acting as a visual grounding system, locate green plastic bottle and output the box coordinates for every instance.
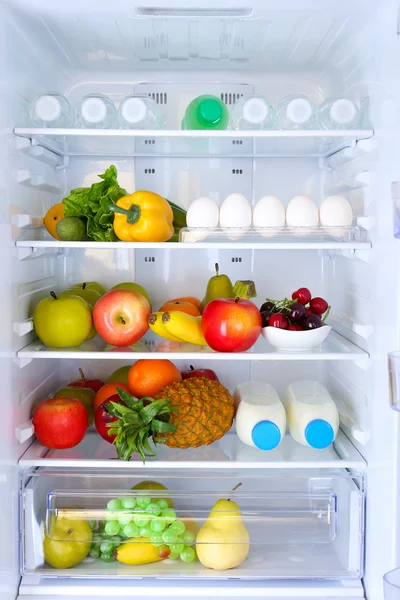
[182,95,229,130]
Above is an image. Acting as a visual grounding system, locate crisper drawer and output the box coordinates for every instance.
[20,468,364,581]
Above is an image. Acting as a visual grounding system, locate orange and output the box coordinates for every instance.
[94,382,130,411]
[158,301,201,317]
[44,203,65,240]
[168,296,201,310]
[128,359,182,398]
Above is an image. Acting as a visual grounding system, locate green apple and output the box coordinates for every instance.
[71,282,107,296]
[33,292,92,348]
[44,517,92,568]
[110,282,151,310]
[107,365,131,384]
[54,386,95,426]
[61,286,101,307]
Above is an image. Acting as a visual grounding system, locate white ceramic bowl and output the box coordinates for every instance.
[262,325,331,351]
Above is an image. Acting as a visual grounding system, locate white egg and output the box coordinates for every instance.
[253,195,286,228]
[286,195,319,227]
[186,196,219,228]
[219,193,252,240]
[319,195,353,227]
[220,193,252,228]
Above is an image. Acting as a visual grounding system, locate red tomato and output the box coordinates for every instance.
[94,395,123,444]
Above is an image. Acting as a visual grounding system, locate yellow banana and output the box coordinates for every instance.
[162,311,207,346]
[148,312,184,342]
[115,537,163,565]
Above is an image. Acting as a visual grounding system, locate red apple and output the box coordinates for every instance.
[202,298,262,352]
[94,395,124,444]
[68,368,104,392]
[181,365,219,381]
[93,289,150,347]
[33,398,88,449]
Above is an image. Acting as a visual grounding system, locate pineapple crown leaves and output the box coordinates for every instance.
[105,387,178,463]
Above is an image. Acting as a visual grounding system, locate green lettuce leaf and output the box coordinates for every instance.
[62,165,127,242]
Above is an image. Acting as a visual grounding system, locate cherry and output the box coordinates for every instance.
[260,301,275,313]
[289,302,306,322]
[302,314,323,329]
[261,311,272,328]
[269,314,289,329]
[292,287,312,305]
[310,297,329,315]
[305,307,314,316]
[288,324,303,331]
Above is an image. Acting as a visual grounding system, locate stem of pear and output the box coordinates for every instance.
[227,481,242,501]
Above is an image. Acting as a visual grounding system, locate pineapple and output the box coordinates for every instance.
[155,378,235,449]
[106,378,235,462]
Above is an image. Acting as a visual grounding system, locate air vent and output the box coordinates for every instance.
[221,92,243,105]
[147,92,168,105]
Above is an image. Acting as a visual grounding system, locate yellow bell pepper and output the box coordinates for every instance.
[111,191,174,242]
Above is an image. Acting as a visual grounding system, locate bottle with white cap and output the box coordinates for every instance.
[318,97,361,130]
[234,381,286,451]
[283,380,339,449]
[274,94,316,130]
[75,94,117,129]
[230,94,274,130]
[118,95,165,129]
[30,93,71,128]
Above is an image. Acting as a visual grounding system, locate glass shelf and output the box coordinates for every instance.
[17,331,368,362]
[14,128,374,158]
[20,430,365,470]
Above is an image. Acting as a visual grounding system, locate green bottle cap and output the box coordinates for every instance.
[197,99,223,125]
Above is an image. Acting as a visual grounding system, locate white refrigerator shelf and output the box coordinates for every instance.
[14,127,374,158]
[19,430,365,470]
[17,331,368,362]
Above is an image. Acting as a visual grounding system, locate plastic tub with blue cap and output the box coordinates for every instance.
[234,381,286,451]
[283,380,339,449]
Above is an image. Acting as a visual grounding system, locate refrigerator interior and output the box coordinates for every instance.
[1,1,400,599]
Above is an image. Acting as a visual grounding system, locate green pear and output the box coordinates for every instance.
[54,387,95,426]
[43,517,92,568]
[196,498,249,570]
[200,263,234,313]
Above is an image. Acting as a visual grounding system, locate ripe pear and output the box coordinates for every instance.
[200,263,234,313]
[43,517,92,568]
[196,498,249,570]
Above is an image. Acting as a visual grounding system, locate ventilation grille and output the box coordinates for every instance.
[221,92,243,105]
[147,92,168,105]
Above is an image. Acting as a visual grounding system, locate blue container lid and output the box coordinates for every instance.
[251,421,281,451]
[305,419,334,449]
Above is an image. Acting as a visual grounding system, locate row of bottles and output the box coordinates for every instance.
[30,93,164,129]
[28,91,363,131]
[188,93,363,131]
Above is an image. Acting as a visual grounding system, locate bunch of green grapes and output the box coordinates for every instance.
[103,496,197,563]
[87,519,118,563]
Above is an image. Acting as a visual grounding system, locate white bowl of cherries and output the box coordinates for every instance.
[260,287,331,351]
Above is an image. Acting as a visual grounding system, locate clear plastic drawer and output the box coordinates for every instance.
[21,468,364,580]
